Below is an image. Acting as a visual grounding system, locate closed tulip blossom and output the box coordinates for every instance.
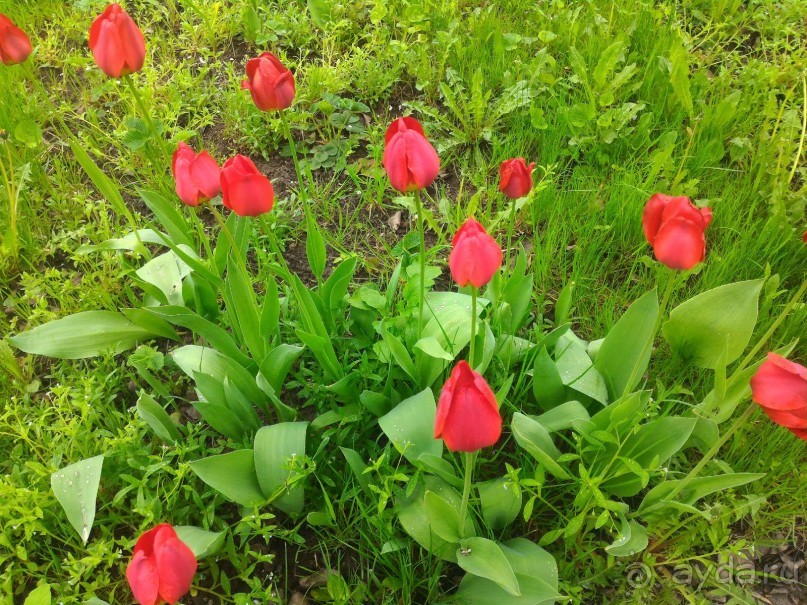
[220,155,274,217]
[382,117,440,192]
[499,158,535,199]
[434,361,502,452]
[750,353,807,440]
[171,142,221,207]
[126,523,197,605]
[642,193,712,270]
[449,218,503,288]
[0,14,32,65]
[88,3,146,78]
[241,52,296,111]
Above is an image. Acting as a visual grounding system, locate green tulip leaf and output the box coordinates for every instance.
[51,455,104,544]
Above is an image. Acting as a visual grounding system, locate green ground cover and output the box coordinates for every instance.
[1,0,805,603]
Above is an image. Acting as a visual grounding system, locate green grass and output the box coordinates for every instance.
[1,0,805,603]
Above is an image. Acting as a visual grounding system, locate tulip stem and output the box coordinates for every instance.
[505,196,518,271]
[469,287,478,369]
[122,75,172,174]
[459,451,476,538]
[414,189,426,335]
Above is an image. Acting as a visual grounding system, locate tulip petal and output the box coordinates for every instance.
[0,24,32,64]
[761,406,807,430]
[118,13,146,74]
[751,354,807,411]
[382,137,411,193]
[223,173,274,217]
[154,527,197,604]
[436,363,502,452]
[190,151,222,200]
[173,155,200,206]
[403,136,439,190]
[651,216,705,270]
[641,193,671,244]
[92,19,126,77]
[126,550,160,605]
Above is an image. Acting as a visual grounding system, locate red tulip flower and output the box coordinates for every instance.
[126,523,197,605]
[241,52,295,111]
[382,117,440,192]
[642,193,712,270]
[220,155,274,217]
[0,14,32,65]
[88,3,145,78]
[499,158,535,199]
[172,142,221,207]
[449,218,503,288]
[750,353,807,440]
[435,361,502,452]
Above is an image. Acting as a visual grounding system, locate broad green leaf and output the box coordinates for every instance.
[138,189,194,249]
[260,344,305,394]
[417,453,463,489]
[638,473,764,520]
[663,280,763,369]
[395,476,463,562]
[135,251,191,306]
[305,217,328,283]
[144,306,249,367]
[136,392,180,443]
[479,478,522,530]
[501,251,533,332]
[554,333,608,404]
[224,255,265,362]
[379,389,442,464]
[23,584,51,605]
[10,311,169,359]
[321,256,357,312]
[415,336,455,361]
[456,537,521,596]
[192,372,251,441]
[173,526,225,559]
[511,414,568,479]
[600,417,695,496]
[383,328,417,381]
[77,229,166,254]
[189,450,265,506]
[51,455,104,544]
[594,289,658,399]
[254,422,308,515]
[424,491,463,543]
[171,345,264,404]
[536,401,589,432]
[605,516,648,557]
[532,348,565,410]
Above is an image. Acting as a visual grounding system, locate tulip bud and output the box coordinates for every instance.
[172,142,221,207]
[435,361,502,452]
[0,14,32,65]
[449,218,503,289]
[241,52,296,111]
[126,523,197,605]
[382,117,440,192]
[750,353,807,440]
[499,158,535,199]
[88,3,146,78]
[642,193,712,270]
[220,155,275,217]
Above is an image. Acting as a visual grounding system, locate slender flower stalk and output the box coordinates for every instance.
[414,189,426,334]
[458,451,476,538]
